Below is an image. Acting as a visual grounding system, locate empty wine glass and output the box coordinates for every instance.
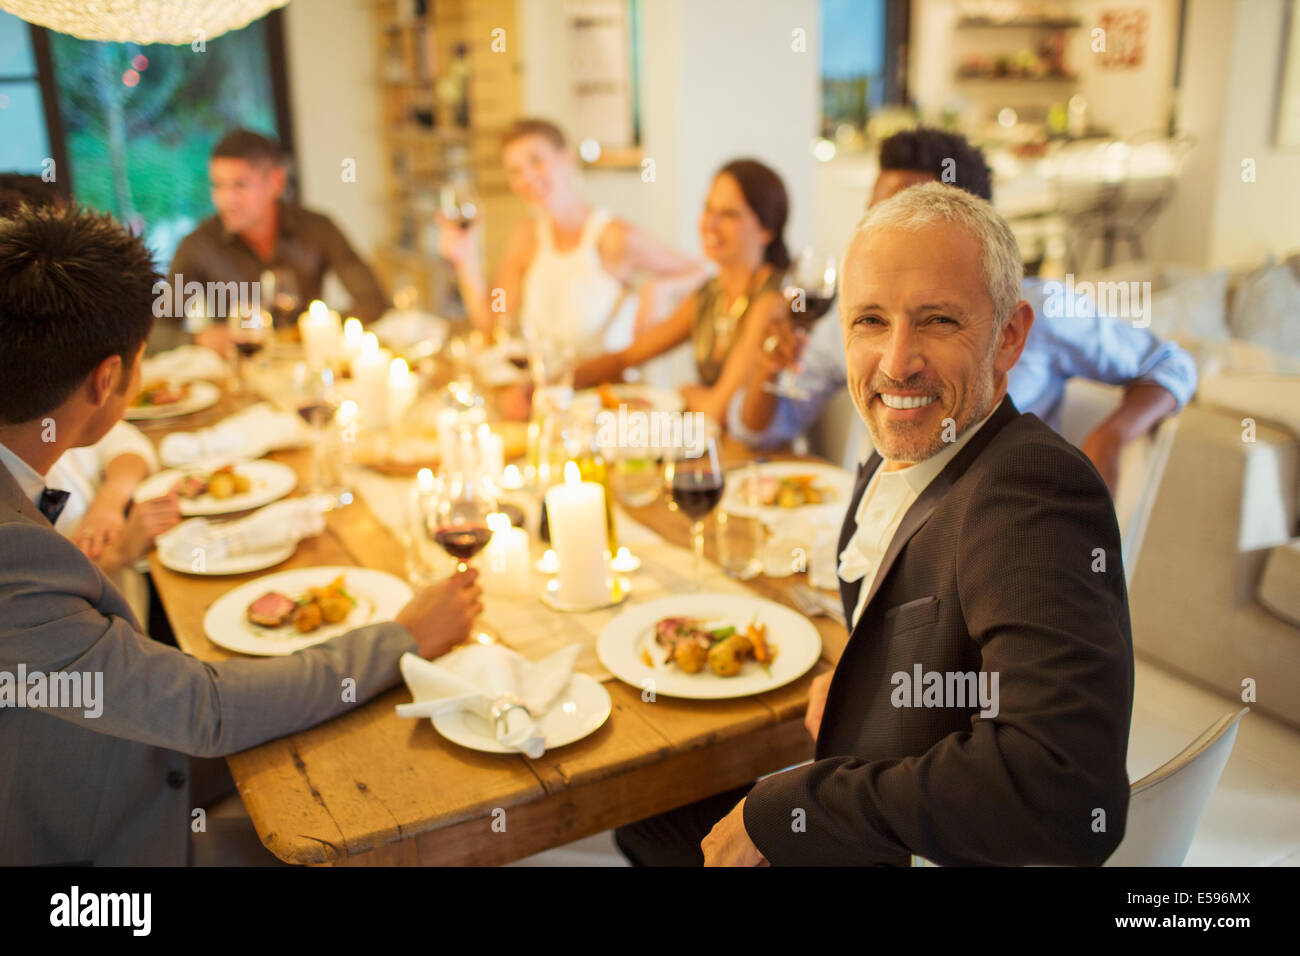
[664,422,724,587]
[764,246,838,400]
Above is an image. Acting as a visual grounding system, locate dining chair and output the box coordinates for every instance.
[911,707,1248,867]
[1104,706,1249,866]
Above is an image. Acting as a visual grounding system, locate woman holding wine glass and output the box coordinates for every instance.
[436,118,702,358]
[573,158,793,427]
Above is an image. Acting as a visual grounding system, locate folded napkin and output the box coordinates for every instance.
[396,643,581,757]
[157,495,328,565]
[761,503,843,588]
[142,345,227,384]
[159,402,309,467]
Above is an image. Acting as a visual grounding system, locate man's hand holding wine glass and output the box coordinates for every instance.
[396,568,484,660]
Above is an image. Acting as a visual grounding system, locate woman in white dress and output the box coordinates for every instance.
[437,119,703,358]
[47,421,180,625]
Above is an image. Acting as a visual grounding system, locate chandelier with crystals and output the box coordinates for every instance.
[0,0,290,44]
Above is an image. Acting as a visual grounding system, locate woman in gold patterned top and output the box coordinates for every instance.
[575,159,790,424]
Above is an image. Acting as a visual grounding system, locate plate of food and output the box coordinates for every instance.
[203,566,413,656]
[431,673,613,754]
[596,593,822,699]
[722,461,855,521]
[134,460,298,516]
[125,379,220,420]
[577,383,687,416]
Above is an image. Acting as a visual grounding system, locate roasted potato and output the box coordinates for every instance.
[207,472,235,499]
[232,473,252,494]
[292,602,322,632]
[674,639,709,674]
[318,594,351,623]
[707,636,745,677]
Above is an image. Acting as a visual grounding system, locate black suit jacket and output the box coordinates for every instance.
[744,395,1134,865]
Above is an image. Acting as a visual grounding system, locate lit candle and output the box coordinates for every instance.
[352,332,391,429]
[610,546,641,574]
[482,511,531,596]
[500,464,524,490]
[341,317,364,368]
[477,423,505,482]
[536,549,558,574]
[299,299,341,369]
[388,357,418,425]
[542,461,610,607]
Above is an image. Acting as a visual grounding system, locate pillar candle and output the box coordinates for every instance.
[483,512,531,596]
[353,332,392,430]
[299,300,341,369]
[388,357,418,425]
[543,461,609,607]
[341,317,364,368]
[477,423,505,482]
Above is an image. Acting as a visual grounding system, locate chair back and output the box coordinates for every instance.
[1105,707,1248,866]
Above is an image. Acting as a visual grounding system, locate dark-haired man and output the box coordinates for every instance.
[0,205,479,865]
[731,127,1197,492]
[153,128,388,353]
[0,172,66,217]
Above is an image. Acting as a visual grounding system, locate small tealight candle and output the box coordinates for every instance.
[300,299,341,369]
[352,332,391,429]
[388,357,418,425]
[536,549,559,574]
[610,546,641,574]
[482,511,531,596]
[500,464,524,490]
[417,467,436,494]
[543,461,610,607]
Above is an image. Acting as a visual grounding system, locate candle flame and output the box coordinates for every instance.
[308,299,328,321]
[338,399,358,420]
[344,317,363,340]
[501,464,523,489]
[564,460,581,485]
[361,332,379,357]
[389,357,409,380]
[486,512,510,534]
[416,467,435,492]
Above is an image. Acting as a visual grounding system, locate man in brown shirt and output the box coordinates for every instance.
[152,129,388,353]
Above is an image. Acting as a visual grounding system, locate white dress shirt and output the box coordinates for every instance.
[0,438,47,508]
[839,404,999,629]
[45,421,158,535]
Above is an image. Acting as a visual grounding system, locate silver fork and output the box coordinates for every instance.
[790,583,846,626]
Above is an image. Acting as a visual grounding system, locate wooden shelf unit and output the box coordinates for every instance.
[370,0,527,315]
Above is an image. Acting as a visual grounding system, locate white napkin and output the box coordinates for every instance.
[159,403,309,467]
[157,496,328,565]
[141,345,227,384]
[396,643,581,758]
[761,503,843,586]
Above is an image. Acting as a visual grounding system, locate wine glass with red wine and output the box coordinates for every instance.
[764,246,838,400]
[430,465,497,574]
[665,423,725,588]
[228,306,269,392]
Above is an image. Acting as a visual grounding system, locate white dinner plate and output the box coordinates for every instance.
[722,460,855,523]
[135,459,297,516]
[125,380,220,420]
[203,566,413,656]
[597,593,822,700]
[430,673,612,754]
[155,520,296,577]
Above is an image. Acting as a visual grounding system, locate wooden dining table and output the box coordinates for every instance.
[143,381,850,866]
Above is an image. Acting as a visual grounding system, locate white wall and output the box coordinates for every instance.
[1152,0,1300,269]
[282,0,386,261]
[520,0,818,259]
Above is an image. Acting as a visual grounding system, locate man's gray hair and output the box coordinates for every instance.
[848,181,1023,327]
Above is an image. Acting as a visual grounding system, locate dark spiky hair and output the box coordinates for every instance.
[879,127,994,202]
[0,205,158,423]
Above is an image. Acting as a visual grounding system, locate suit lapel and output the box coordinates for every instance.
[842,395,1021,643]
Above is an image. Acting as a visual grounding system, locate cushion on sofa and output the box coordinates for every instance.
[1228,262,1300,359]
[1258,539,1300,627]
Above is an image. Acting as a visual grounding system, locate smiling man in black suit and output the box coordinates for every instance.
[701,182,1134,866]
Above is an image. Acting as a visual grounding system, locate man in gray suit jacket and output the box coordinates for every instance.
[0,205,481,866]
[700,183,1134,866]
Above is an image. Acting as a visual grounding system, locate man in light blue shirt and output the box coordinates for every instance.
[729,128,1197,491]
